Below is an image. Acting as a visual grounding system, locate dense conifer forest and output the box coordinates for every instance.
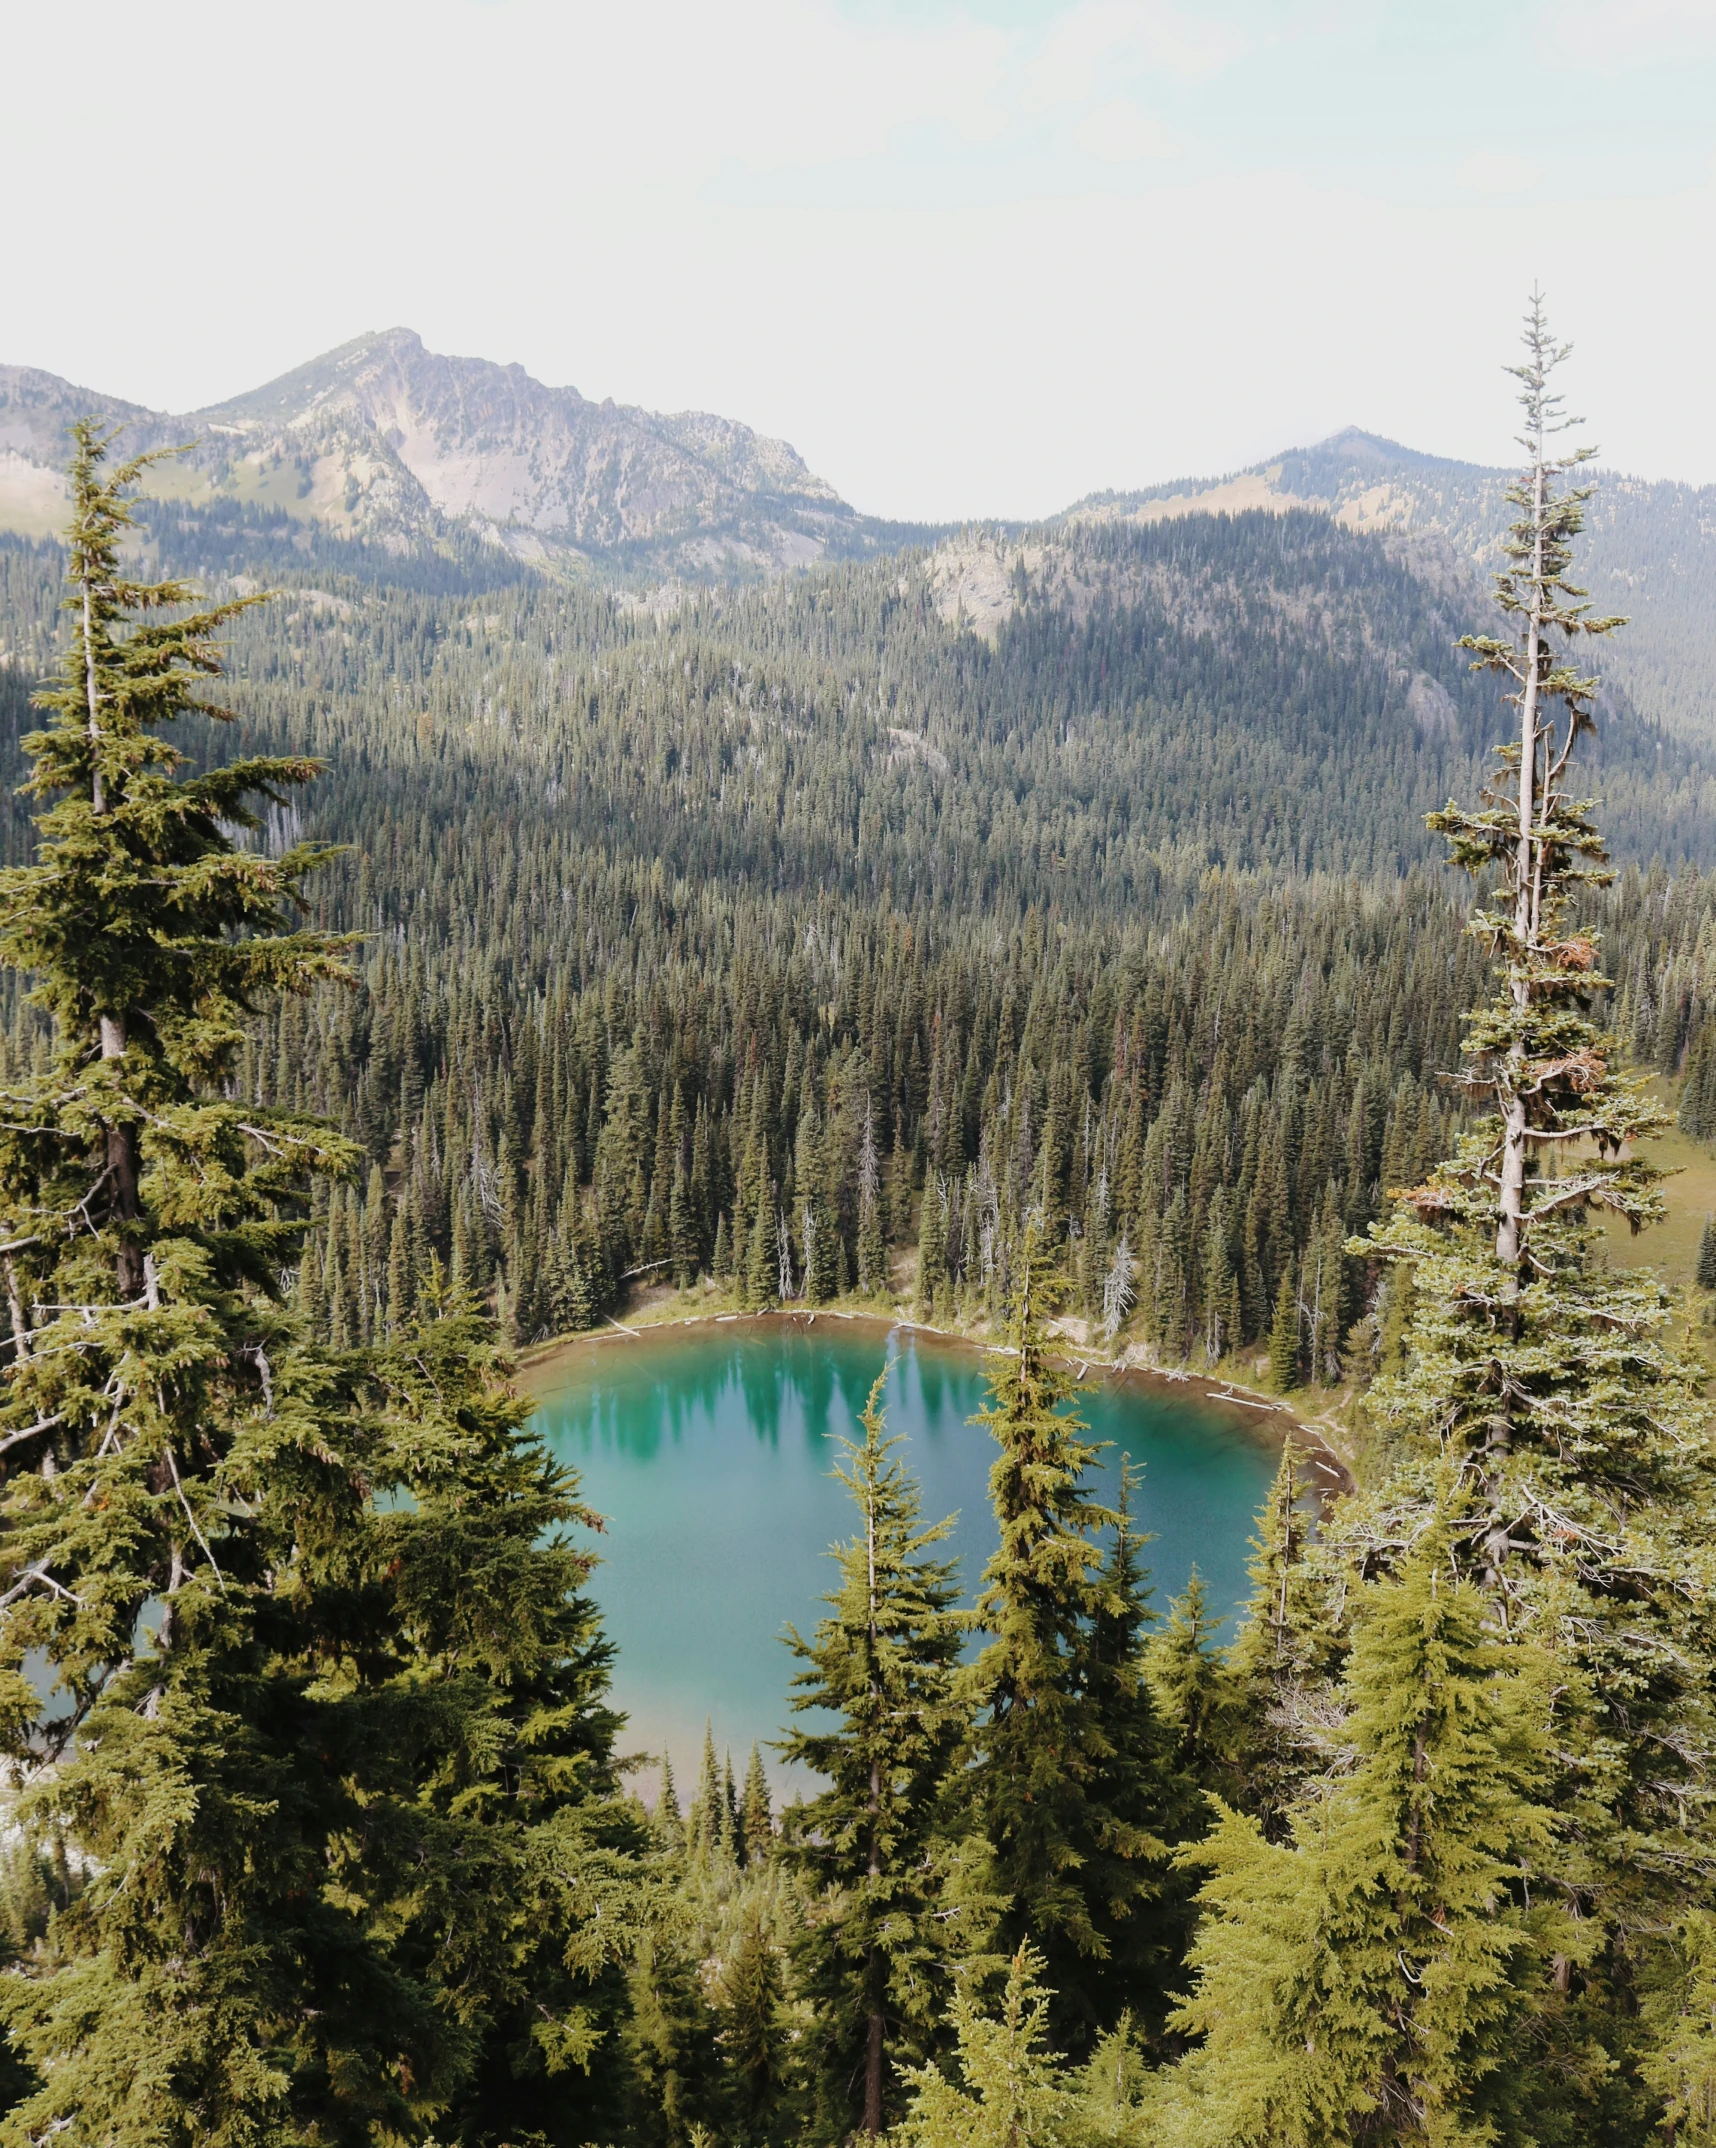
[0,309,1714,2146]
[3,490,1715,1373]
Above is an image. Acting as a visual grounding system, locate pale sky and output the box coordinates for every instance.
[4,0,1713,521]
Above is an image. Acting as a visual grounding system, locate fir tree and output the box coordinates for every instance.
[1223,1445,1320,1832]
[717,1908,796,2147]
[653,1756,685,1850]
[858,1098,888,1297]
[1142,1571,1242,1828]
[1697,1214,1716,1292]
[1266,1266,1300,1392]
[1348,302,1716,2095]
[962,1239,1171,2056]
[0,424,375,2140]
[895,1944,1068,2148]
[350,1287,650,2145]
[745,1198,781,1312]
[780,1371,969,2136]
[0,430,646,2146]
[624,1923,720,2148]
[917,1174,948,1320]
[1166,1520,1571,2147]
[1057,2014,1155,2148]
[740,1744,775,1868]
[687,1722,735,1870]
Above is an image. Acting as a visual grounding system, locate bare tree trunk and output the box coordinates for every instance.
[863,1976,884,2137]
[1497,443,1547,1274]
[101,1014,143,1298]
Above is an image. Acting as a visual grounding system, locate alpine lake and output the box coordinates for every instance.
[525,1315,1290,1797]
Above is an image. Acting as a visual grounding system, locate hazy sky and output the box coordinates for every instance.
[5,0,1713,520]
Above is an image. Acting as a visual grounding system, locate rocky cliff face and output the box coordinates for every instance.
[0,329,887,578]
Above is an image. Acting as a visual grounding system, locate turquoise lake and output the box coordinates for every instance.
[526,1316,1282,1792]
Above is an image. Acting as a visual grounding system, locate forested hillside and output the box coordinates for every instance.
[1073,426,1716,746]
[4,321,1716,2147]
[3,487,1716,1374]
[1,492,1712,1373]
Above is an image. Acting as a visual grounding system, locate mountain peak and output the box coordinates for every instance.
[0,332,900,577]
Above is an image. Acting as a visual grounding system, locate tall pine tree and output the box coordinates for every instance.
[961,1239,1171,2057]
[1345,303,1716,2113]
[779,1370,970,2136]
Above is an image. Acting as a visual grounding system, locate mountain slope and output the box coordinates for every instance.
[0,330,928,580]
[6,499,1704,904]
[1066,429,1716,744]
[4,330,1711,738]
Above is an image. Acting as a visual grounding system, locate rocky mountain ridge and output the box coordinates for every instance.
[3,339,1710,739]
[0,329,919,580]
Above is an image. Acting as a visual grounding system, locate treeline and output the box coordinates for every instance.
[199,871,1477,1376]
[6,494,1712,1374]
[133,853,1699,1385]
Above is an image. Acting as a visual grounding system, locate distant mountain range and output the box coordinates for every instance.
[0,328,930,581]
[2,334,1711,740]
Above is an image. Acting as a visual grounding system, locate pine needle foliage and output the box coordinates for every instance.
[962,1239,1171,2057]
[779,1369,969,2137]
[1167,1521,1571,2148]
[0,430,644,2147]
[895,1943,1069,2148]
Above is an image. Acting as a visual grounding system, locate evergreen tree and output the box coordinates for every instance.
[858,1098,889,1297]
[1348,303,1716,2105]
[745,1197,781,1312]
[895,1944,1068,2148]
[962,1240,1171,2056]
[1266,1266,1300,1392]
[1697,1214,1716,1292]
[1223,1445,1320,1832]
[741,1744,775,1867]
[1142,1571,1242,1829]
[0,424,373,2139]
[779,1371,969,2136]
[624,1923,720,2148]
[1057,2014,1155,2148]
[717,1908,796,2146]
[352,1288,650,2145]
[686,1722,735,1871]
[1166,1521,1571,2147]
[917,1174,948,1320]
[0,429,645,2146]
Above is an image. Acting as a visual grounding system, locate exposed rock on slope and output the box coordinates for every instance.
[0,330,909,579]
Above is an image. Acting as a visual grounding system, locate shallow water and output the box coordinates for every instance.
[526,1317,1281,1790]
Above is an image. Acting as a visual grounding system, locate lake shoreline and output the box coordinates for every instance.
[520,1305,1355,1498]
